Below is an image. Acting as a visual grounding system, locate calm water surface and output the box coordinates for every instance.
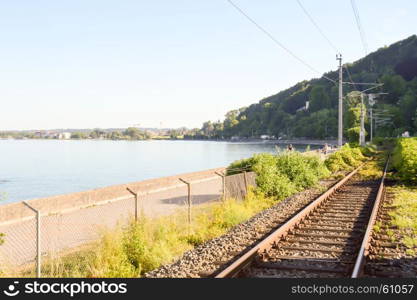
[0,140,315,203]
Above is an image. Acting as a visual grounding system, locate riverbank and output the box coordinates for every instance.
[230,139,338,146]
[1,136,338,146]
[182,138,340,146]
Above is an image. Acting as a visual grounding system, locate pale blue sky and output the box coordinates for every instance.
[1,0,415,130]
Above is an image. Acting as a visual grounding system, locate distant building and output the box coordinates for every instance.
[46,132,58,139]
[58,132,71,139]
[296,101,310,113]
[402,131,410,138]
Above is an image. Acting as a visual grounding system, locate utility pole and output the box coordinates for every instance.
[367,93,387,142]
[359,93,366,146]
[370,107,373,141]
[368,94,375,142]
[336,54,343,147]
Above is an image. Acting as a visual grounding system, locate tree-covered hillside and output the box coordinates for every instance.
[188,35,417,140]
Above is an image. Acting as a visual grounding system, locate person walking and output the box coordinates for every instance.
[322,143,329,155]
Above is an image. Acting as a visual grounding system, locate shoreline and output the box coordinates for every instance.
[0,137,336,146]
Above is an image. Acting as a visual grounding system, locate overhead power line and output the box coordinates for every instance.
[342,82,382,86]
[344,66,358,90]
[294,0,360,88]
[295,0,338,53]
[226,0,336,84]
[350,0,368,55]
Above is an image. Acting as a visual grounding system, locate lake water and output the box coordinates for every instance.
[0,140,316,203]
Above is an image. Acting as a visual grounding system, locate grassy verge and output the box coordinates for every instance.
[381,185,417,256]
[373,138,417,256]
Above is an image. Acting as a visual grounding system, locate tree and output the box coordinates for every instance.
[345,91,367,141]
[89,129,105,139]
[347,127,362,143]
[414,109,417,132]
[202,121,214,137]
[309,86,331,112]
[223,109,240,137]
[167,129,181,139]
[71,132,86,139]
[123,127,149,140]
[107,131,123,140]
[212,122,224,138]
[398,90,417,130]
[380,74,407,103]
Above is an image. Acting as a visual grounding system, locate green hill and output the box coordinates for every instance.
[190,35,417,140]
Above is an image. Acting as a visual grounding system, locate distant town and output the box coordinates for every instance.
[0,127,328,142]
[0,127,195,141]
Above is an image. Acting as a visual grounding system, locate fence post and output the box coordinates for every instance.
[215,171,226,201]
[23,201,41,278]
[126,188,138,222]
[243,171,248,194]
[179,178,192,225]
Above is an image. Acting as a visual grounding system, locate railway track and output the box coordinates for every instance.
[215,159,389,278]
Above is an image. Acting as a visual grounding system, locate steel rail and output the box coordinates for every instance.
[215,164,364,278]
[351,156,390,278]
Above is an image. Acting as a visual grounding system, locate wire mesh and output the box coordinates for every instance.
[140,183,189,218]
[41,195,136,256]
[0,215,37,270]
[225,172,256,200]
[0,170,256,276]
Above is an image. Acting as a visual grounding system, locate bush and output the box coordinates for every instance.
[255,166,297,199]
[372,137,396,150]
[325,151,351,172]
[251,153,297,198]
[304,154,331,179]
[347,127,361,143]
[275,152,327,190]
[359,144,377,157]
[372,137,385,146]
[325,144,365,172]
[226,157,254,175]
[339,144,362,167]
[231,152,329,199]
[392,138,417,182]
[350,146,366,161]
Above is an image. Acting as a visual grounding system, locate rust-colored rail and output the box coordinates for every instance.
[351,157,390,278]
[215,164,364,278]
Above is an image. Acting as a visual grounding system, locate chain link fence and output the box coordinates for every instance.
[0,168,256,276]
